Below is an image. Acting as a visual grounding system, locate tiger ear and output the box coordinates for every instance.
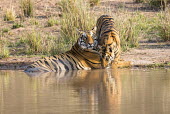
[92,26,97,32]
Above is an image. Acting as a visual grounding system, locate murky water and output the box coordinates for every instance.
[0,69,170,114]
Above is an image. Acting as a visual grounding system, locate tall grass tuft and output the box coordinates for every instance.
[89,0,100,7]
[25,32,42,53]
[30,18,39,25]
[4,8,16,21]
[2,28,9,33]
[20,0,34,17]
[47,17,59,27]
[12,22,24,29]
[20,31,64,55]
[113,12,150,51]
[157,10,170,41]
[0,41,9,58]
[59,0,96,47]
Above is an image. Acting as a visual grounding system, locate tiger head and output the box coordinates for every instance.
[77,29,98,50]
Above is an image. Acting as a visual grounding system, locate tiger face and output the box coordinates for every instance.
[77,30,98,50]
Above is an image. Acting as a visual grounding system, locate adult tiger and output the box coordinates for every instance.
[96,15,121,68]
[25,29,102,72]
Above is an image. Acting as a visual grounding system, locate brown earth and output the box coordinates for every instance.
[121,41,170,67]
[0,0,170,70]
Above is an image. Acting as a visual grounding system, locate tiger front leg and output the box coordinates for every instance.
[101,55,112,68]
[99,45,113,68]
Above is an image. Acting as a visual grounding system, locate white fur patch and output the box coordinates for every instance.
[82,32,86,37]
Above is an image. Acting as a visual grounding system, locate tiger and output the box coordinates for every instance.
[95,15,121,68]
[25,29,102,72]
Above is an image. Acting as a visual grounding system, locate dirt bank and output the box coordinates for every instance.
[0,57,40,70]
[121,41,170,67]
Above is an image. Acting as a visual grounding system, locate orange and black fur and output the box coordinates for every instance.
[96,15,120,68]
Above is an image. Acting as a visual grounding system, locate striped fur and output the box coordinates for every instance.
[96,15,120,68]
[25,30,102,72]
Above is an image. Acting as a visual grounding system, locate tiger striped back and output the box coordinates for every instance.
[25,30,102,72]
[96,15,120,68]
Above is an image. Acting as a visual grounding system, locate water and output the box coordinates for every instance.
[0,69,170,114]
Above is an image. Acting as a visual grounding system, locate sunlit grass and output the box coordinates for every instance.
[4,7,16,21]
[89,0,101,7]
[29,18,39,25]
[0,41,9,58]
[110,11,147,51]
[2,28,9,33]
[20,0,34,17]
[19,31,66,55]
[12,22,24,29]
[59,0,96,46]
[47,17,59,27]
[156,10,170,41]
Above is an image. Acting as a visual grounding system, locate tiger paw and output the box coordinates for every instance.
[112,60,131,68]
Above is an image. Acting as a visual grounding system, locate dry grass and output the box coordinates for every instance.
[12,22,24,29]
[89,0,101,7]
[20,0,34,17]
[157,10,170,41]
[29,18,39,25]
[59,0,96,45]
[19,31,64,55]
[47,17,59,27]
[4,7,16,21]
[113,12,145,51]
[0,40,9,58]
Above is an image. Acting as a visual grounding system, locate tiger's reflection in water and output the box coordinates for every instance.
[26,69,121,113]
[72,69,121,113]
